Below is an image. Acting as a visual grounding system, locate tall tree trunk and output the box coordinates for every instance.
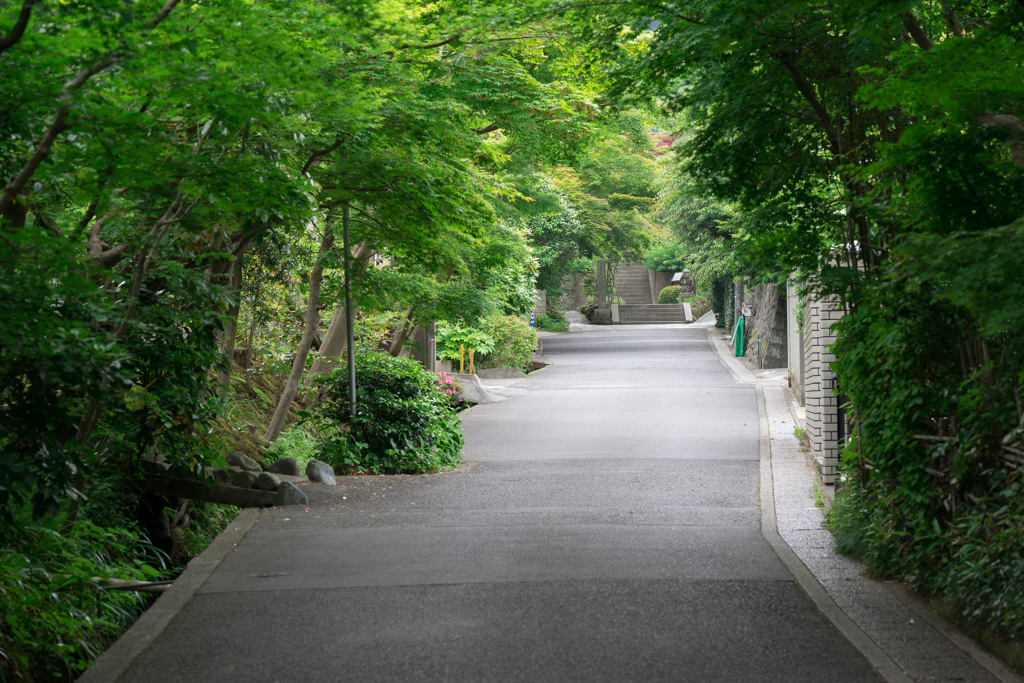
[303,243,370,385]
[217,260,244,391]
[304,302,353,384]
[388,310,416,357]
[263,223,334,444]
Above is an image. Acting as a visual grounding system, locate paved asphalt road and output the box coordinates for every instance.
[118,326,881,682]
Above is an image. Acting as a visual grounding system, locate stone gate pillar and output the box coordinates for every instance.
[593,259,611,324]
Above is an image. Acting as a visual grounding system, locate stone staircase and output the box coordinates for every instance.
[613,262,653,304]
[616,303,689,324]
[611,262,687,323]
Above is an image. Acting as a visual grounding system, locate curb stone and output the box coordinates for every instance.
[77,508,261,683]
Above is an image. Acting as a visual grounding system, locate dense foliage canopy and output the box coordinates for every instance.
[4,0,1024,674]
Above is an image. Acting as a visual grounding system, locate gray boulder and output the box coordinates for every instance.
[305,459,336,486]
[210,464,242,485]
[226,451,262,473]
[229,469,259,489]
[267,457,302,476]
[273,482,308,507]
[253,472,282,492]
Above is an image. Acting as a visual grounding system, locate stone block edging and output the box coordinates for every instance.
[78,508,262,682]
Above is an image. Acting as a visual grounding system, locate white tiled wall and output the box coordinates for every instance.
[802,294,844,483]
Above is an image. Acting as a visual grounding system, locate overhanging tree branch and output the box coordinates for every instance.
[901,11,934,50]
[0,0,181,220]
[777,53,841,155]
[0,0,37,53]
[146,0,180,28]
[301,138,344,174]
[396,33,464,51]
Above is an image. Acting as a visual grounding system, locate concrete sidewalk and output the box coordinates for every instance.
[707,327,1021,683]
[81,324,1017,683]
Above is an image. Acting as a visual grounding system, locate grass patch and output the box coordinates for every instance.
[810,482,826,508]
[0,511,170,681]
[536,310,570,332]
[263,425,319,471]
[177,502,241,560]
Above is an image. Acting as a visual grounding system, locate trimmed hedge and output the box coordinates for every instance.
[658,285,681,303]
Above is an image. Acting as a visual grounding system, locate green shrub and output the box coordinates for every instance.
[710,276,731,328]
[315,352,463,473]
[0,513,167,680]
[828,266,1024,640]
[658,285,681,304]
[479,315,537,368]
[536,310,570,332]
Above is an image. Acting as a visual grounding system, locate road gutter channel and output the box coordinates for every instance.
[78,508,262,683]
[706,327,1023,683]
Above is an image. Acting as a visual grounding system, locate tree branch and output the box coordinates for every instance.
[91,242,131,268]
[467,33,556,44]
[940,1,963,37]
[472,124,501,135]
[673,13,706,27]
[901,11,934,50]
[0,0,181,221]
[319,184,394,193]
[976,111,1024,169]
[301,138,343,174]
[777,53,841,155]
[86,211,114,258]
[146,0,181,28]
[396,34,463,51]
[0,0,36,53]
[70,201,100,242]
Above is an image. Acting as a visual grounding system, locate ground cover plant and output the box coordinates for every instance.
[536,310,570,333]
[0,512,166,680]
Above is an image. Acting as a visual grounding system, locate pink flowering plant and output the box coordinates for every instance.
[436,372,466,411]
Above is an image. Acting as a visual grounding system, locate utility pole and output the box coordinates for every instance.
[343,202,356,418]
